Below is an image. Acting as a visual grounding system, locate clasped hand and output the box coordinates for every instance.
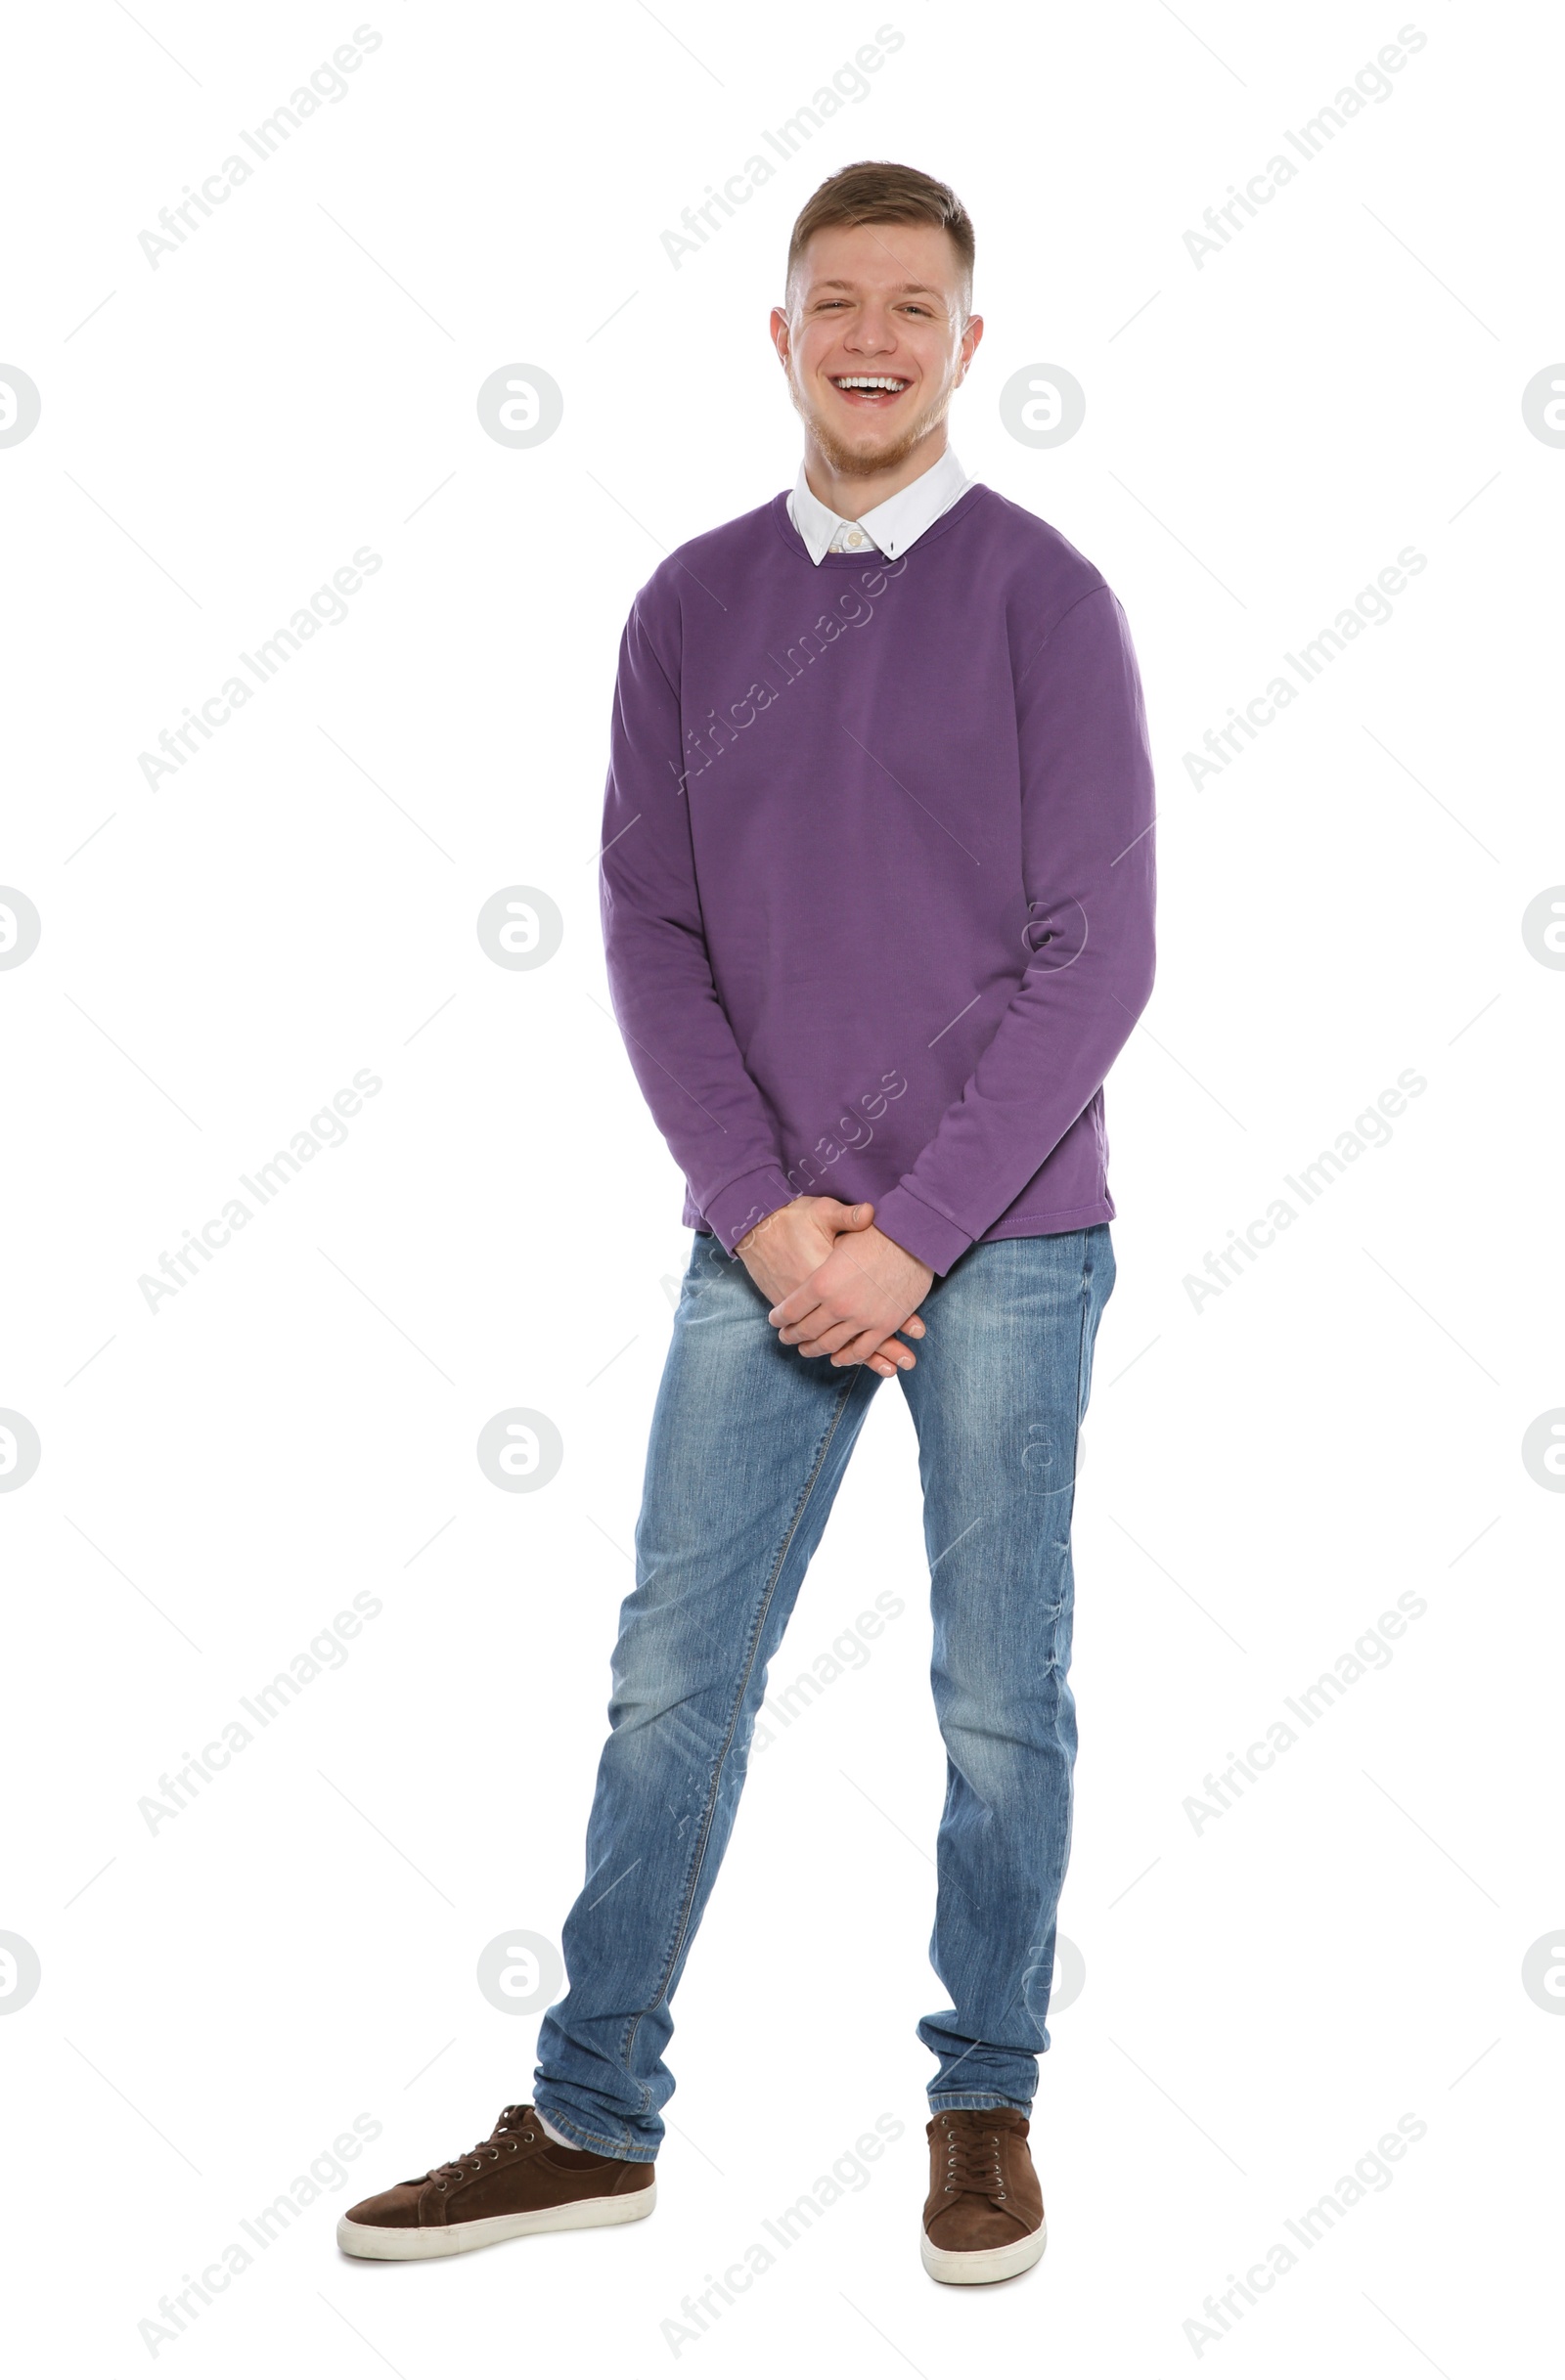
[736,1196,932,1378]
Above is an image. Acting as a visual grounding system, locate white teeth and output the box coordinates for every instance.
[834,375,907,391]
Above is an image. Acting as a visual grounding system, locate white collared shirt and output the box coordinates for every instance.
[786,445,970,565]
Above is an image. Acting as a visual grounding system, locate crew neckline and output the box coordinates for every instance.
[768,480,992,567]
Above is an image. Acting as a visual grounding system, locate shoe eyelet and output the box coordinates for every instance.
[523,2130,535,2142]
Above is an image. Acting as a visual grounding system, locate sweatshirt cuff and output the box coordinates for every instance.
[871,1184,975,1277]
[701,1164,796,1256]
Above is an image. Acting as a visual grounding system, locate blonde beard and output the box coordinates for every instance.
[788,376,953,483]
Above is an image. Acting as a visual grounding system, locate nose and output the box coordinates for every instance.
[844,306,898,357]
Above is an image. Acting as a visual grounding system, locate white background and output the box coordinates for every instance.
[3,1,1561,2371]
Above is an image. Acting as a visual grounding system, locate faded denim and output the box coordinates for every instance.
[533,1223,1114,2159]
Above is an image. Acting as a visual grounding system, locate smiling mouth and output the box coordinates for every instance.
[829,374,911,408]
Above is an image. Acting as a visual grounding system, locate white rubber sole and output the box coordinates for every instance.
[920,2215,1047,2286]
[336,2179,656,2261]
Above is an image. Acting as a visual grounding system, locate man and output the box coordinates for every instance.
[340,159,1155,2287]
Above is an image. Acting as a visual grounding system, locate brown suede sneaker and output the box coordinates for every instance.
[920,2107,1047,2284]
[336,2104,655,2260]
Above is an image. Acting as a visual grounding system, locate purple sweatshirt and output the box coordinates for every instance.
[599,482,1156,1276]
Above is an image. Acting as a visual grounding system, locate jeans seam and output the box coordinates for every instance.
[619,1366,867,2077]
[930,1238,1096,2102]
[1066,1242,1091,1543]
[1027,1238,1094,2054]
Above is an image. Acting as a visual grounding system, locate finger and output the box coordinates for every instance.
[769,1286,823,1327]
[832,1328,897,1368]
[796,1326,862,1358]
[901,1313,926,1338]
[794,1318,865,1358]
[771,1232,888,1327]
[815,1199,874,1234]
[776,1304,832,1344]
[769,1268,844,1325]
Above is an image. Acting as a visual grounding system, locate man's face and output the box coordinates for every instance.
[772,220,982,478]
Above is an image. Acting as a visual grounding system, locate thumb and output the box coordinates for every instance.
[829,1200,874,1231]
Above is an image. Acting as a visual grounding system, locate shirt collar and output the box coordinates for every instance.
[787,445,970,565]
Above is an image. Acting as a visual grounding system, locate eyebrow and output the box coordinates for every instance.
[808,279,945,298]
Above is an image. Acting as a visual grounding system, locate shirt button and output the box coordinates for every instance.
[846,530,865,548]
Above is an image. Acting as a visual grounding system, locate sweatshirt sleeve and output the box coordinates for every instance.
[599,594,796,1254]
[872,583,1156,1275]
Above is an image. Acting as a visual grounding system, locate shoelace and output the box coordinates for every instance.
[428,2105,537,2190]
[937,2113,1008,2201]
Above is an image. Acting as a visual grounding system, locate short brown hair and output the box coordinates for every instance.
[786,161,974,316]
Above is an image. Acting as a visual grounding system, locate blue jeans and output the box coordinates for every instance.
[533,1223,1115,2159]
